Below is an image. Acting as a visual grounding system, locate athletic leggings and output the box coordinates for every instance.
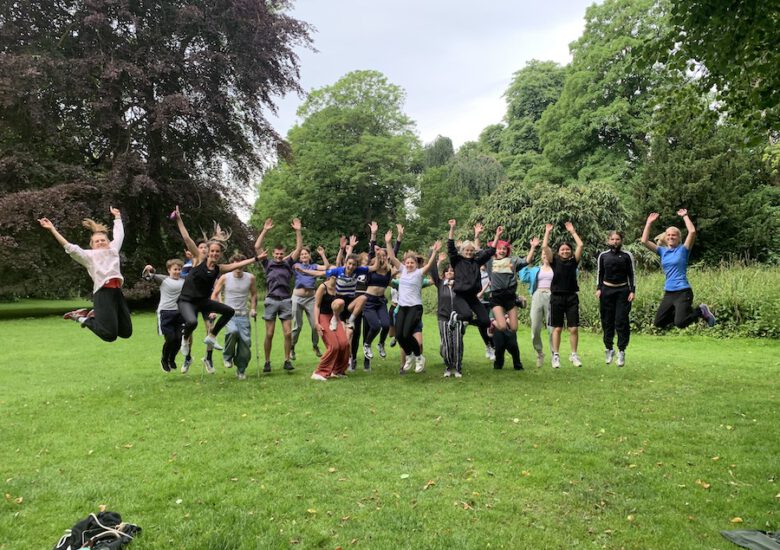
[454,292,491,328]
[179,298,234,339]
[363,295,391,346]
[492,329,522,369]
[653,288,701,329]
[395,305,423,356]
[600,286,632,350]
[84,287,133,342]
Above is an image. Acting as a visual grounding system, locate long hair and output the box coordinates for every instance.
[203,222,231,250]
[82,218,109,234]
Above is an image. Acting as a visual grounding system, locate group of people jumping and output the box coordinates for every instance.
[38,206,717,380]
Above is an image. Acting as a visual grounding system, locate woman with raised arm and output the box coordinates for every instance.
[360,229,398,370]
[596,231,636,367]
[431,252,466,378]
[640,209,716,330]
[311,276,350,380]
[543,222,584,369]
[290,245,329,361]
[38,206,133,342]
[519,237,554,367]
[387,237,442,374]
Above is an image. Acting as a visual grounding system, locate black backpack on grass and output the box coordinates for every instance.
[53,511,141,550]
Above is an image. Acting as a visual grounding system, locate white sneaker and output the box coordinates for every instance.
[415,354,426,373]
[237,372,247,381]
[181,337,190,357]
[345,318,355,330]
[617,350,625,367]
[536,352,544,368]
[570,353,582,367]
[443,370,452,378]
[224,359,233,369]
[402,354,415,372]
[454,371,462,378]
[181,357,191,374]
[330,316,338,331]
[486,346,496,361]
[551,353,561,369]
[203,335,223,351]
[363,343,373,359]
[605,349,615,364]
[311,373,328,381]
[202,357,215,374]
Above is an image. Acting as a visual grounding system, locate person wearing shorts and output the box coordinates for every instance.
[542,222,584,369]
[254,217,303,373]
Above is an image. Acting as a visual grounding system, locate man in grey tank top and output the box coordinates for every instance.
[211,254,257,379]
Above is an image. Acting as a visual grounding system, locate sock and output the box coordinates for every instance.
[206,349,213,361]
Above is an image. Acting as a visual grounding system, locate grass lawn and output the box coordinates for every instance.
[1,311,778,549]
[0,299,92,320]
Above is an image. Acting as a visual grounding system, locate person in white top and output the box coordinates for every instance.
[385,230,441,374]
[38,206,133,342]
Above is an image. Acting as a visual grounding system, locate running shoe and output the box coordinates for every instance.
[402,354,414,372]
[536,352,544,368]
[202,357,215,374]
[363,343,373,359]
[699,304,717,327]
[551,353,561,369]
[160,358,170,372]
[363,357,371,372]
[454,371,462,378]
[237,372,247,381]
[570,353,582,367]
[329,316,338,331]
[263,361,271,373]
[182,357,192,374]
[63,308,89,321]
[290,348,296,361]
[223,359,233,369]
[389,337,397,347]
[203,335,223,351]
[311,373,328,381]
[605,349,615,364]
[347,358,357,373]
[283,360,295,372]
[169,360,177,372]
[313,346,323,358]
[377,343,387,358]
[345,318,355,330]
[617,350,625,367]
[443,370,452,378]
[486,346,496,361]
[415,354,426,373]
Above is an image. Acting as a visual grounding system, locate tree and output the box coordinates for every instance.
[252,71,420,249]
[0,0,312,298]
[664,0,779,134]
[423,136,455,168]
[449,142,505,198]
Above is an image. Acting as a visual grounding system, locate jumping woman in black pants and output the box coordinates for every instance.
[596,231,636,367]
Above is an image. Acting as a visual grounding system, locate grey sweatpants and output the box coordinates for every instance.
[291,294,319,349]
[530,289,553,356]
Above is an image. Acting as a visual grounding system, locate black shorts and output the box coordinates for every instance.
[550,293,579,328]
[490,289,518,311]
[339,295,358,321]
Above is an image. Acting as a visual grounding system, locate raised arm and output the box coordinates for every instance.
[385,229,401,268]
[316,246,330,270]
[346,235,358,257]
[37,217,70,248]
[473,223,484,250]
[219,251,267,274]
[367,221,378,258]
[421,241,442,275]
[394,224,404,256]
[640,213,659,253]
[526,237,540,265]
[564,222,584,263]
[254,218,274,256]
[287,218,303,261]
[678,208,697,250]
[336,235,346,267]
[109,207,124,251]
[173,205,200,258]
[542,223,553,265]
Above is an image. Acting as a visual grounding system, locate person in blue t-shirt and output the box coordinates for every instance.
[640,209,717,329]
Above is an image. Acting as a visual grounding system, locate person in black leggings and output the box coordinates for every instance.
[596,230,636,367]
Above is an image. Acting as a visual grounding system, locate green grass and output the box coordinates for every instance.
[1,312,778,549]
[0,298,92,320]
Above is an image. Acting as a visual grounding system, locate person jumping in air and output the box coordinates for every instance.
[596,231,636,367]
[640,209,716,330]
[39,207,133,342]
[290,245,329,361]
[543,221,584,369]
[143,259,186,372]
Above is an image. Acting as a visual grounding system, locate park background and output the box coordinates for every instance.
[0,0,778,548]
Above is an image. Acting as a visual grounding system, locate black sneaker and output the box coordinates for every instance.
[347,358,356,373]
[313,346,323,358]
[263,361,272,373]
[160,358,170,372]
[283,360,295,371]
[363,357,371,372]
[513,363,524,371]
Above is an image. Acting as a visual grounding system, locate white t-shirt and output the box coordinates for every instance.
[397,266,424,307]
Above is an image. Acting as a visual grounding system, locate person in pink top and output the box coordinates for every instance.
[38,206,133,342]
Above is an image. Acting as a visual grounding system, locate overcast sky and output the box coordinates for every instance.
[267,0,599,149]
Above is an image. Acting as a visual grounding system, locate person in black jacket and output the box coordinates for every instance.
[595,230,636,367]
[446,219,501,336]
[431,253,466,378]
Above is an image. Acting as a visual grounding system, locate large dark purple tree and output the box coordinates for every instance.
[0,0,311,298]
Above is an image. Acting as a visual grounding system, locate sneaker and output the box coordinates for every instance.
[345,318,355,330]
[169,360,177,372]
[182,357,192,374]
[202,357,215,374]
[699,304,717,327]
[181,337,190,357]
[570,353,582,367]
[415,354,426,373]
[237,372,247,381]
[536,353,544,368]
[447,311,459,330]
[363,357,371,372]
[617,350,625,367]
[513,362,524,371]
[605,349,615,364]
[347,358,357,373]
[443,370,452,378]
[311,373,328,381]
[203,335,223,351]
[313,346,323,358]
[377,343,386,358]
[160,358,170,373]
[263,361,271,373]
[290,348,296,361]
[389,337,397,347]
[486,346,496,361]
[223,359,233,369]
[363,343,373,359]
[454,371,462,378]
[329,316,338,331]
[402,354,415,372]
[63,308,89,321]
[283,360,295,372]
[551,353,561,369]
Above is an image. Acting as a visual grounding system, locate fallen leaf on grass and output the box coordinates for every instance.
[461,502,472,510]
[341,515,350,521]
[627,515,635,522]
[400,474,409,479]
[99,504,107,512]
[230,477,238,482]
[306,508,317,514]
[328,467,337,473]
[695,479,711,489]
[15,497,23,504]
[423,480,436,490]
[175,499,183,505]
[521,470,530,477]
[712,456,720,461]
[513,418,520,424]
[122,443,133,449]
[731,517,743,523]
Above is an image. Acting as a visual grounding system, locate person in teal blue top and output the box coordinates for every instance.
[640,209,717,329]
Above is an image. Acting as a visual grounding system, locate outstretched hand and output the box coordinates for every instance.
[448,219,457,228]
[316,245,326,256]
[37,217,54,230]
[291,218,302,231]
[369,221,378,234]
[395,224,404,238]
[339,235,347,249]
[110,206,121,218]
[564,221,575,233]
[676,208,688,218]
[647,212,660,224]
[384,229,393,243]
[432,240,442,252]
[530,236,540,247]
[438,252,447,263]
[256,249,268,261]
[474,223,484,236]
[545,223,553,232]
[348,235,358,247]
[263,218,274,231]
